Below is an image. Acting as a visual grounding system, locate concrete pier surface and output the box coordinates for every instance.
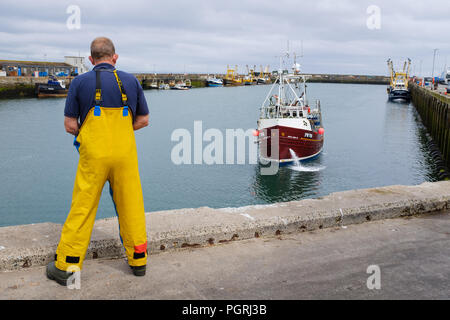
[1,209,449,299]
[0,181,449,274]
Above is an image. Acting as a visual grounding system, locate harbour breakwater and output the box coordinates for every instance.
[135,73,210,89]
[308,73,388,85]
[410,82,450,178]
[0,73,389,98]
[135,73,389,88]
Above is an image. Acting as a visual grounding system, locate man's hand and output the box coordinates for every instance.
[133,114,149,131]
[64,116,79,136]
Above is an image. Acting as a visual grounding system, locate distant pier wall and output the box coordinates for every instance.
[134,73,213,89]
[134,73,390,88]
[0,73,389,98]
[308,74,389,85]
[410,82,450,170]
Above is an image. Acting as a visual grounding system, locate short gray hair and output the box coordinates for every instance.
[90,37,115,61]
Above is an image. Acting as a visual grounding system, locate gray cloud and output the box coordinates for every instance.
[0,0,449,75]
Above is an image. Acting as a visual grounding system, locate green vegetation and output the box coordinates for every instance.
[190,80,206,88]
[0,84,35,99]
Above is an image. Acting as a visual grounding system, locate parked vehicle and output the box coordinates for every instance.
[440,67,450,84]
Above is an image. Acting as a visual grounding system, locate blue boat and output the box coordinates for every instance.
[36,75,68,98]
[206,76,223,87]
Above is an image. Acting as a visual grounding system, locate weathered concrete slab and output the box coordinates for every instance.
[1,211,449,299]
[0,181,449,271]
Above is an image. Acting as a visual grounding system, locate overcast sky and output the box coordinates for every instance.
[0,0,449,76]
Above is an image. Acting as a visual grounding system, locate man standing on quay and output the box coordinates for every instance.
[47,37,150,286]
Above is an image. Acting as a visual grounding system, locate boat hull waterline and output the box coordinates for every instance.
[388,89,411,102]
[258,125,324,163]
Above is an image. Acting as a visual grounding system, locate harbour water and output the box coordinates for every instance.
[0,83,438,227]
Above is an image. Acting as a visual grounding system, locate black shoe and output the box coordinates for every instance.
[130,265,146,276]
[46,261,74,286]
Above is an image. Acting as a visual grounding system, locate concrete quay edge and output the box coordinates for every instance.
[0,181,449,271]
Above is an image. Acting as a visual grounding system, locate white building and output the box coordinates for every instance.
[64,56,89,75]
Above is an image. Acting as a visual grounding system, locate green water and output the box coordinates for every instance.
[0,83,438,226]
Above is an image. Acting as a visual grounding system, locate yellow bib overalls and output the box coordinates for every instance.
[55,69,147,271]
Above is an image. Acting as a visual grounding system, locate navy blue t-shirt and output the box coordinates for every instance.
[64,63,149,125]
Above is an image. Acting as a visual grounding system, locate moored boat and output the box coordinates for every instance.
[387,58,411,102]
[243,74,253,85]
[171,80,189,90]
[159,81,170,90]
[184,79,192,88]
[223,65,243,86]
[36,75,68,98]
[149,78,158,89]
[206,75,223,87]
[243,65,256,85]
[257,65,271,84]
[256,60,324,164]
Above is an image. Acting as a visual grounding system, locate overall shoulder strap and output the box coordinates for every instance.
[113,70,129,116]
[94,70,102,116]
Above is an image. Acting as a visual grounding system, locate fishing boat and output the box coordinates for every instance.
[184,79,192,88]
[159,81,170,90]
[223,65,243,86]
[243,65,256,85]
[171,80,189,90]
[257,65,271,84]
[149,78,158,89]
[243,75,253,85]
[386,58,411,102]
[36,75,68,98]
[206,75,223,87]
[256,59,324,164]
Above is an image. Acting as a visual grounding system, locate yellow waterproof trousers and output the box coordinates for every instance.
[55,106,147,271]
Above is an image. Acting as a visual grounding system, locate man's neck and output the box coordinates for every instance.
[95,60,115,66]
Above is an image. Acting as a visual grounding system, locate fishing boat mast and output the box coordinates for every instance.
[257,45,324,163]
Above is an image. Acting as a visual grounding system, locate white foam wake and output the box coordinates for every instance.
[288,149,326,172]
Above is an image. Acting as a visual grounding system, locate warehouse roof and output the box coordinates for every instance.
[0,60,72,67]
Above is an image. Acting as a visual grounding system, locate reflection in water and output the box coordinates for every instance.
[252,155,325,203]
[383,101,439,182]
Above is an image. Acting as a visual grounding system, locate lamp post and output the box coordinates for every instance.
[419,59,423,78]
[432,48,438,78]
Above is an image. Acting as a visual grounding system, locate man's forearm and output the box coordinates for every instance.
[64,116,79,136]
[133,114,149,131]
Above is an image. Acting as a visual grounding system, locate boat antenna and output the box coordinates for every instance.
[301,40,303,58]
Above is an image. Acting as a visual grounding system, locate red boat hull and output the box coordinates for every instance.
[259,125,324,162]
